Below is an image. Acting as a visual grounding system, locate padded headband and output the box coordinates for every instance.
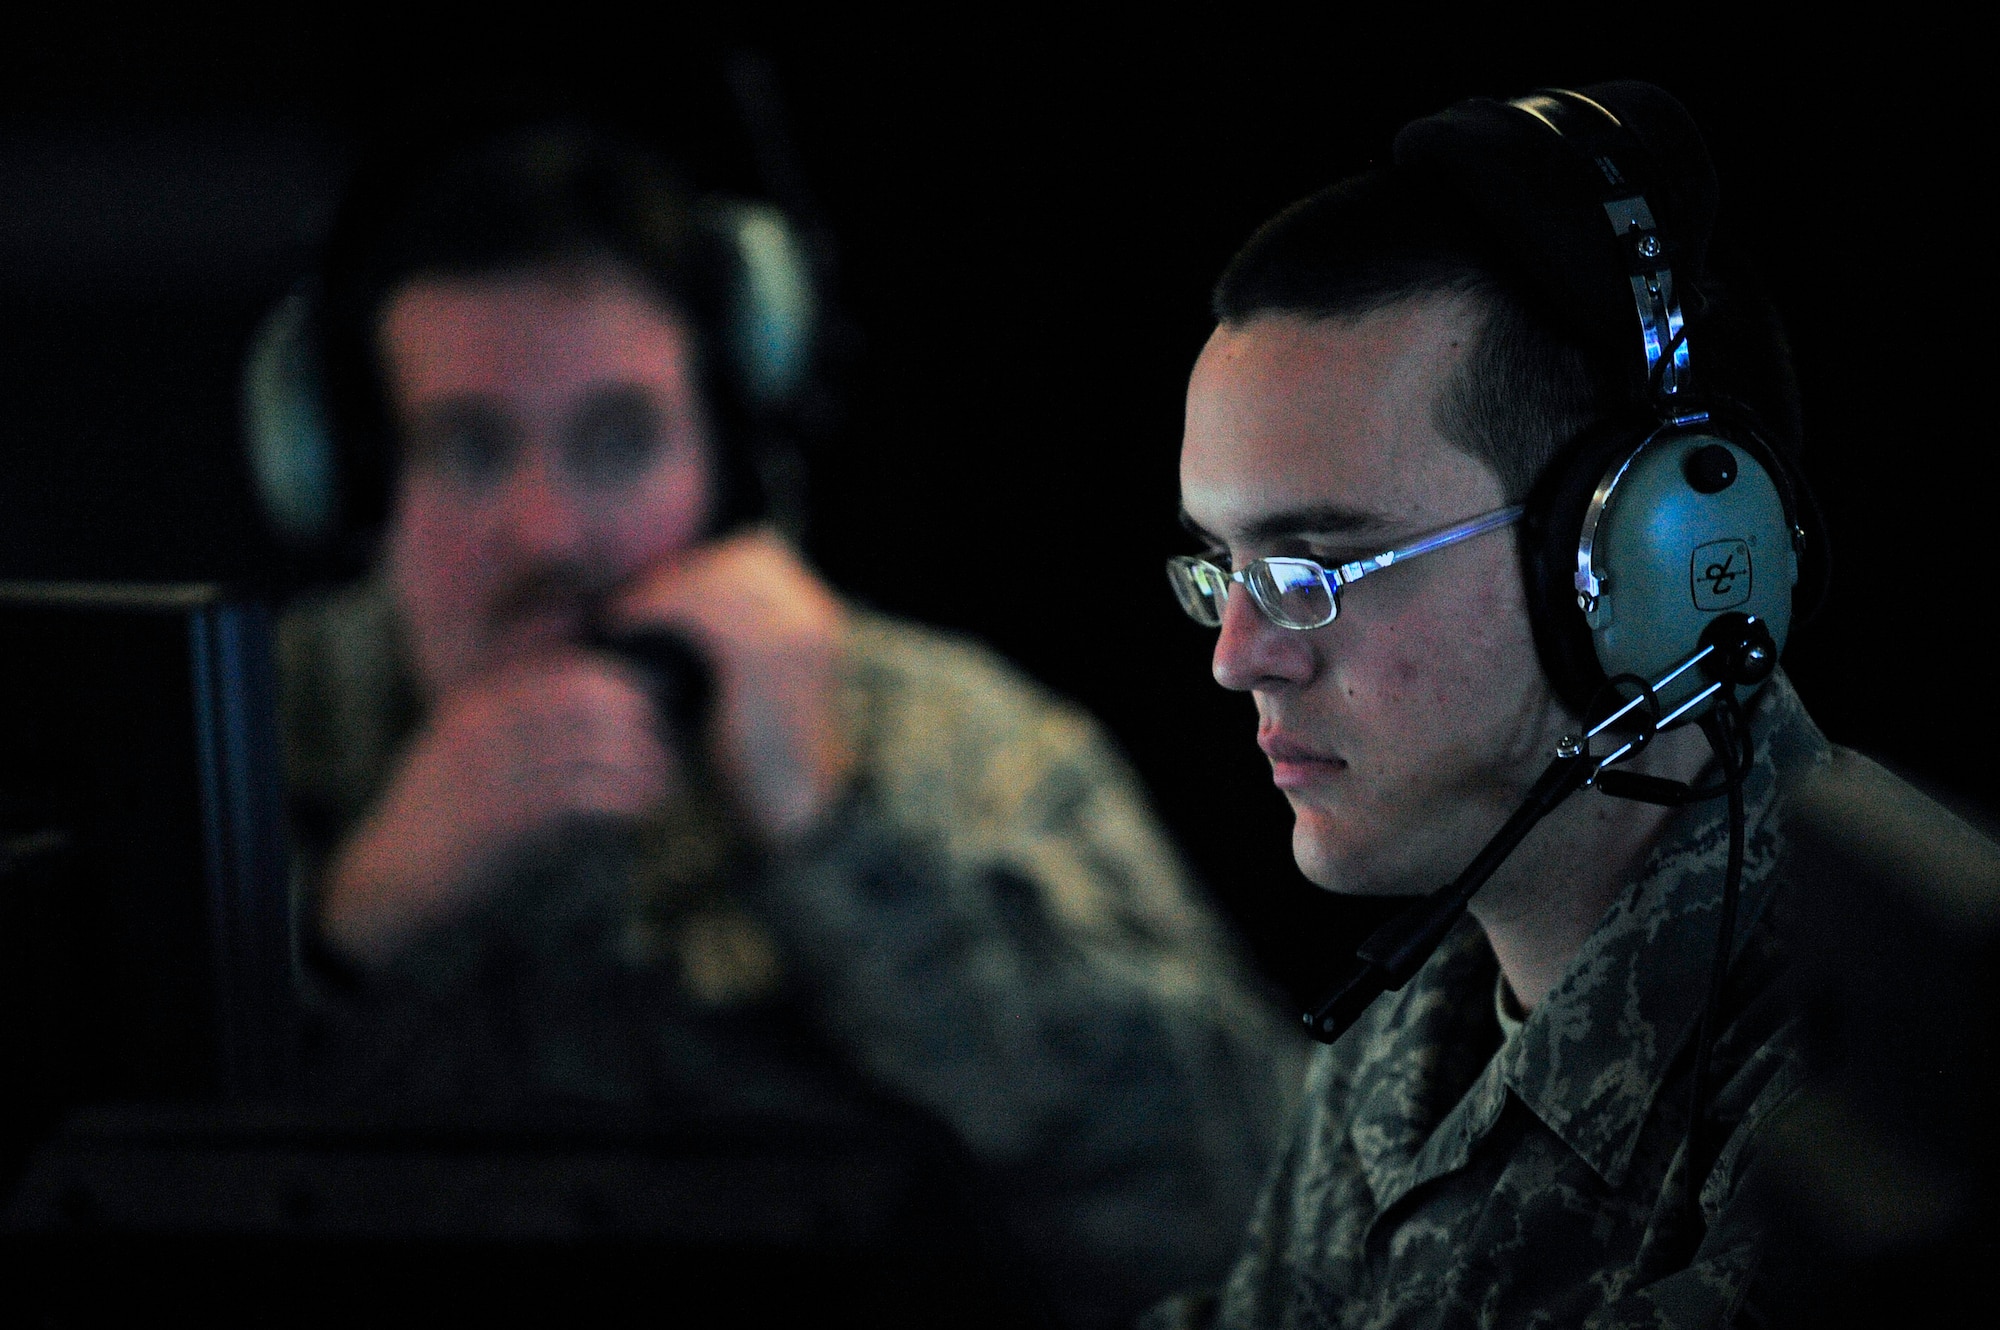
[1392,81,1720,406]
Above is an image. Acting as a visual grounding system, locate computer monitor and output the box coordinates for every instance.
[0,581,294,1183]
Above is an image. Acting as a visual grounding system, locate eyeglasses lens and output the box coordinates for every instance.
[1247,558,1336,629]
[1167,557,1229,626]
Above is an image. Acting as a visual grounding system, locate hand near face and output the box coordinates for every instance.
[320,652,674,963]
[606,528,855,846]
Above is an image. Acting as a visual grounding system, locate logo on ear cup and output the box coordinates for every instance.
[1691,539,1752,610]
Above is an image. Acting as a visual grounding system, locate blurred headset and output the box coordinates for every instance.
[241,186,819,555]
[1393,82,1822,723]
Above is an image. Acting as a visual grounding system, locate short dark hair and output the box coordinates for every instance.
[1212,167,1802,502]
[318,123,766,533]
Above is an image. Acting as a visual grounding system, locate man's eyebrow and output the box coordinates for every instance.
[1178,504,1390,546]
[1177,507,1218,544]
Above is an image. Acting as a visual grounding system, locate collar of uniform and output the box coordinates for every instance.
[1344,915,1502,1209]
[1492,671,1828,1188]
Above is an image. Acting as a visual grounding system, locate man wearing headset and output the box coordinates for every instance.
[1143,83,1985,1328]
[273,125,1302,1329]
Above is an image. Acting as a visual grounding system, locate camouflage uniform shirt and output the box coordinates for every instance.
[280,579,1307,1329]
[1192,675,1829,1330]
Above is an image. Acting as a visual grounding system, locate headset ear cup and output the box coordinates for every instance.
[242,285,341,549]
[705,199,817,412]
[694,198,820,538]
[1521,420,1651,714]
[1525,408,1814,721]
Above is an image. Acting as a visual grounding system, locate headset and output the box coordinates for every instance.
[241,186,819,555]
[1384,84,1824,728]
[1394,82,1819,724]
[1301,84,1822,1243]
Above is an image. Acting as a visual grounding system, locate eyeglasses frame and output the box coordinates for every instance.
[1168,503,1526,631]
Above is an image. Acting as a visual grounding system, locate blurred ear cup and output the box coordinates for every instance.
[242,285,340,549]
[706,199,817,411]
[241,201,819,557]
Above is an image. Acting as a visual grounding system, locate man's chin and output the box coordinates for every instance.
[1290,811,1435,898]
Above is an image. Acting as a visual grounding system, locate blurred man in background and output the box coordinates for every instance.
[273,125,1303,1328]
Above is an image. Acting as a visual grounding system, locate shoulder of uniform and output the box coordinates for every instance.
[846,610,1069,718]
[835,611,1206,923]
[844,610,1116,786]
[1782,745,2000,927]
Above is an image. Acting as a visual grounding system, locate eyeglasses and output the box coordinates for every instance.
[1166,504,1524,631]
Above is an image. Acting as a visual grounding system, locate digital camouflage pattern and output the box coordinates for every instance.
[1151,673,1830,1330]
[279,578,1308,1329]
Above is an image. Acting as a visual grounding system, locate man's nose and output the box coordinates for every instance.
[496,454,591,562]
[1211,587,1316,692]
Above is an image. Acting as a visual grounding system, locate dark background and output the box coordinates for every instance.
[2,14,1989,1005]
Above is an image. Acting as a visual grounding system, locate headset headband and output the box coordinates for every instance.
[1506,90,1692,399]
